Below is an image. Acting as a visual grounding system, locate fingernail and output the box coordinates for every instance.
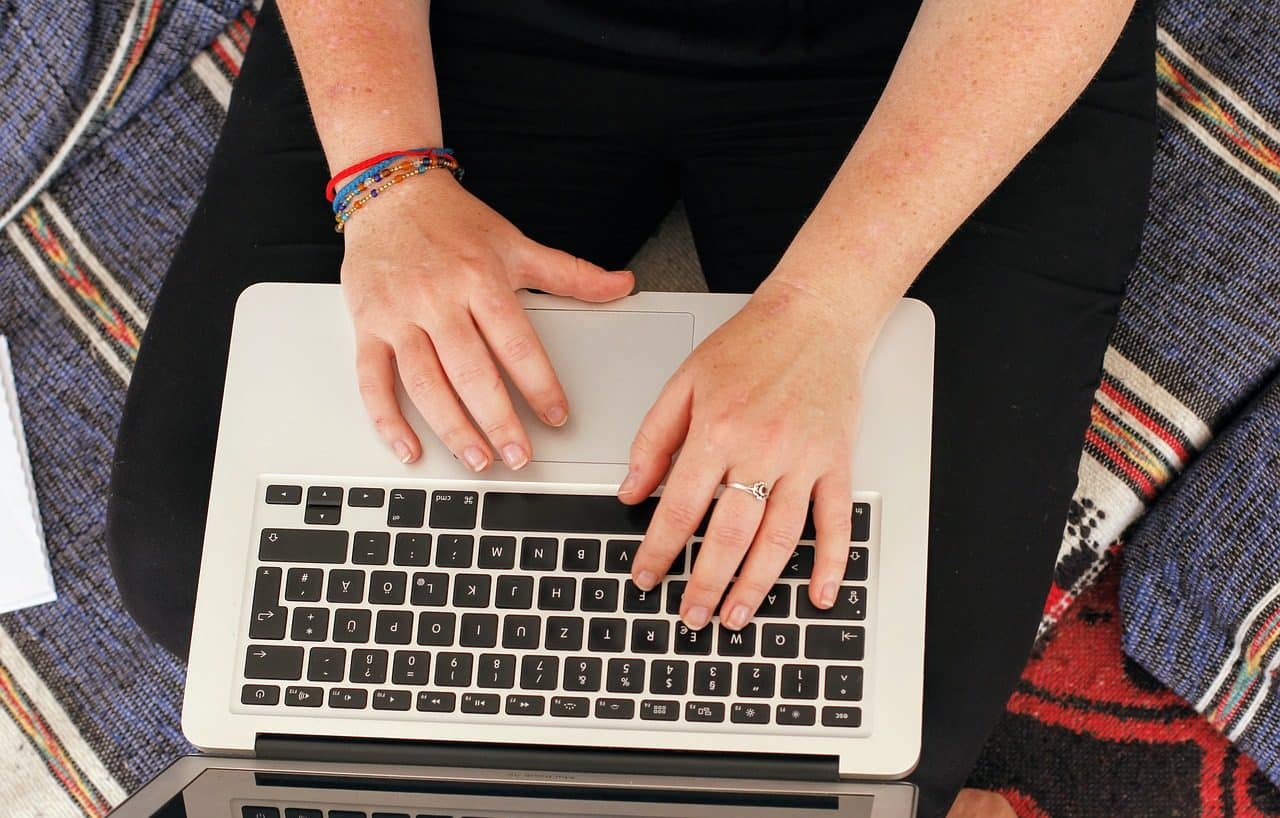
[635,570,658,591]
[393,440,412,463]
[683,606,710,630]
[544,404,568,426]
[726,604,750,630]
[502,443,528,470]
[462,446,488,472]
[617,471,639,496]
[820,581,838,608]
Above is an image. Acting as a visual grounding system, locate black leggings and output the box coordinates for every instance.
[106,3,1156,815]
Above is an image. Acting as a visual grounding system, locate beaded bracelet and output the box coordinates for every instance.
[328,148,463,233]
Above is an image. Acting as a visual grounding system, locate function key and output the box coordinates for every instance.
[328,687,368,709]
[283,810,321,818]
[388,489,427,528]
[506,694,546,716]
[372,689,413,711]
[685,700,725,723]
[283,685,322,707]
[595,697,635,720]
[353,532,391,565]
[306,486,343,507]
[550,695,589,718]
[730,702,770,724]
[461,692,501,714]
[349,487,386,508]
[417,690,457,712]
[265,485,302,505]
[641,699,679,721]
[241,808,280,818]
[821,706,863,728]
[240,684,280,706]
[775,704,816,726]
[430,490,478,530]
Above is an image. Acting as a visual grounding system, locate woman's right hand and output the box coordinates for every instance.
[340,172,635,470]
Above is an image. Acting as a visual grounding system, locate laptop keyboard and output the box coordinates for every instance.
[238,478,877,734]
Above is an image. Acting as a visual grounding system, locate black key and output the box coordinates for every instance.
[329,687,368,710]
[757,585,791,618]
[670,546,688,575]
[685,701,725,723]
[562,538,600,572]
[797,586,867,620]
[506,694,546,716]
[430,490,479,530]
[306,486,343,507]
[846,547,870,581]
[782,546,815,579]
[520,537,558,571]
[851,502,871,542]
[595,698,635,720]
[286,809,322,818]
[387,488,426,528]
[781,664,820,700]
[550,696,589,717]
[581,578,620,612]
[776,704,817,726]
[241,684,280,705]
[249,605,286,640]
[563,657,603,691]
[284,567,323,602]
[665,581,687,615]
[737,663,776,698]
[461,692,500,714]
[435,534,474,568]
[693,661,731,697]
[762,624,800,658]
[350,649,389,684]
[604,539,639,573]
[453,574,492,608]
[460,613,498,647]
[393,532,432,567]
[824,666,863,701]
[303,505,341,525]
[822,706,863,728]
[290,607,329,641]
[392,650,431,685]
[649,660,689,695]
[496,576,535,609]
[408,571,449,607]
[375,610,413,645]
[333,608,372,643]
[369,570,408,605]
[260,529,347,563]
[673,621,712,656]
[631,620,669,654]
[349,487,385,508]
[587,618,626,652]
[731,702,770,724]
[545,617,583,651]
[641,699,680,721]
[606,658,645,693]
[477,535,517,569]
[251,566,282,608]
[265,485,302,505]
[537,577,576,611]
[306,647,346,682]
[476,655,514,686]
[717,623,756,657]
[804,625,865,660]
[326,569,365,603]
[373,689,412,711]
[502,615,541,649]
[417,612,456,646]
[351,532,391,565]
[284,685,322,707]
[623,581,661,614]
[244,801,283,816]
[417,690,457,712]
[482,492,657,535]
[520,655,559,690]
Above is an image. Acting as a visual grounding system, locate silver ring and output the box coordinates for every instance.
[725,480,771,501]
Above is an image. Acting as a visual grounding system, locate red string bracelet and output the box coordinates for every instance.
[325,148,447,202]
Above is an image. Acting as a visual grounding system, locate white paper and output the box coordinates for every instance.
[0,335,55,614]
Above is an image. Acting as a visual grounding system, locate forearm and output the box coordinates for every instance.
[277,0,442,179]
[770,0,1136,335]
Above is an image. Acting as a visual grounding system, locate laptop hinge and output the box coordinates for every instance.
[255,735,839,783]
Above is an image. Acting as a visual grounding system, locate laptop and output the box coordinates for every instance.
[109,282,935,818]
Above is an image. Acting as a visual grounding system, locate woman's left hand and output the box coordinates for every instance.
[622,277,878,631]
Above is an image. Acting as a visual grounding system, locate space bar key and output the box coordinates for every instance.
[258,529,348,563]
[482,492,665,535]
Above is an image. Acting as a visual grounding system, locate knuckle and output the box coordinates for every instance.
[733,574,774,600]
[404,370,439,398]
[500,332,536,364]
[450,361,498,391]
[479,417,517,440]
[661,502,704,533]
[757,524,799,557]
[709,522,755,549]
[685,577,724,601]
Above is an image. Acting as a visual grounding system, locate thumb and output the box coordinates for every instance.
[522,244,636,303]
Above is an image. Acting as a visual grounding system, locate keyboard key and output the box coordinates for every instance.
[265,485,302,505]
[581,578,620,612]
[781,664,820,700]
[520,655,559,690]
[731,702,770,724]
[350,649,389,684]
[477,535,517,569]
[685,701,725,723]
[587,618,626,652]
[375,610,413,644]
[595,698,635,719]
[416,612,456,646]
[824,666,863,701]
[373,689,413,711]
[781,546,815,579]
[762,624,800,658]
[564,657,603,692]
[241,684,280,705]
[329,687,367,709]
[562,538,600,572]
[502,615,541,649]
[303,505,341,525]
[604,539,639,572]
[545,617,583,651]
[251,566,281,608]
[649,660,689,695]
[333,609,372,643]
[290,608,329,641]
[284,567,323,602]
[483,492,658,535]
[306,486,343,507]
[537,577,576,611]
[392,650,431,685]
[550,696,589,717]
[306,647,346,682]
[737,663,776,698]
[284,685,322,707]
[821,706,863,728]
[641,699,680,721]
[496,576,534,609]
[387,489,426,528]
[248,606,286,640]
[631,620,669,653]
[520,537,558,571]
[673,621,712,655]
[461,692,500,714]
[797,585,867,620]
[623,581,661,614]
[244,805,281,818]
[430,490,478,530]
[606,658,645,693]
[460,613,498,647]
[851,503,871,542]
[436,653,474,686]
[846,547,870,581]
[717,623,756,657]
[452,574,491,607]
[436,534,475,568]
[348,487,385,508]
[665,581,687,615]
[757,585,791,618]
[804,625,865,660]
[477,653,516,688]
[776,704,817,726]
[259,529,347,563]
[369,571,408,605]
[693,661,731,697]
[506,694,546,716]
[417,690,457,712]
[326,569,365,603]
[410,572,449,606]
[393,533,432,567]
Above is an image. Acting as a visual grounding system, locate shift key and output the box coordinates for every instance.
[259,529,348,563]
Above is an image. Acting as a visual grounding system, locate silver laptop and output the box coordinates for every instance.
[111,283,934,818]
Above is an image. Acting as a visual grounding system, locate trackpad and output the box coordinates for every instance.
[515,308,694,466]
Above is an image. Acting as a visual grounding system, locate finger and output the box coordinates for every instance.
[355,336,422,464]
[431,315,533,469]
[391,328,492,472]
[619,373,692,504]
[721,475,812,630]
[810,468,854,608]
[518,243,635,302]
[471,289,570,427]
[631,445,723,606]
[680,475,771,630]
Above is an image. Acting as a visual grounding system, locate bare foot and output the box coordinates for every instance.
[946,788,1017,818]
